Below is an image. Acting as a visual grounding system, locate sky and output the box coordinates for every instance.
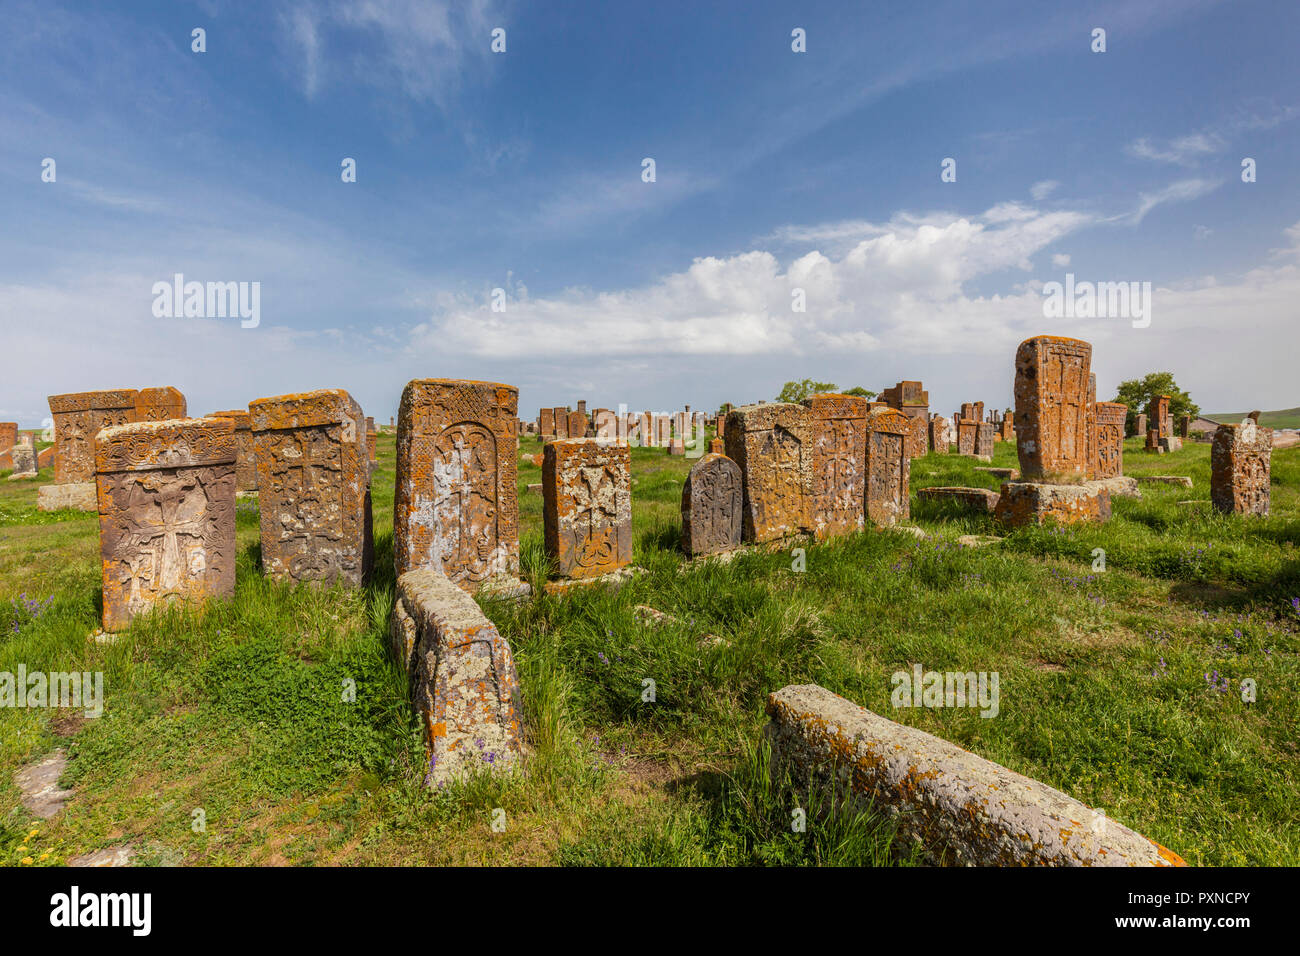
[1,0,1298,428]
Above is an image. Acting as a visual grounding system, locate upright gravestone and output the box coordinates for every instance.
[1013,336,1091,478]
[999,410,1015,441]
[956,419,977,456]
[250,389,372,587]
[803,394,866,539]
[539,407,555,438]
[865,407,911,528]
[928,415,950,453]
[1210,420,1271,516]
[681,452,742,556]
[393,379,522,593]
[723,403,811,543]
[366,416,378,463]
[552,407,569,439]
[207,410,258,493]
[1093,402,1128,479]
[1145,395,1170,452]
[543,438,632,579]
[133,386,187,422]
[1133,412,1148,439]
[0,422,16,453]
[593,408,618,439]
[49,389,138,485]
[95,418,236,631]
[568,409,588,440]
[1178,415,1190,438]
[7,435,37,479]
[973,422,996,460]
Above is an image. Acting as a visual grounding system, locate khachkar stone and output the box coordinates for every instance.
[95,418,236,632]
[928,415,950,453]
[715,413,726,438]
[723,403,811,543]
[973,422,996,460]
[250,388,372,587]
[803,394,866,539]
[539,407,554,437]
[552,407,569,439]
[48,389,138,484]
[1085,374,1097,475]
[207,410,258,493]
[1178,415,1191,438]
[680,452,742,556]
[7,436,37,480]
[593,408,618,439]
[956,419,977,456]
[568,409,588,439]
[133,386,187,422]
[390,567,524,787]
[0,422,15,452]
[1145,394,1171,452]
[543,438,632,579]
[1013,335,1091,479]
[1132,412,1147,439]
[393,379,522,594]
[865,408,910,527]
[1211,420,1271,516]
[1093,402,1127,479]
[366,416,378,463]
[999,410,1014,441]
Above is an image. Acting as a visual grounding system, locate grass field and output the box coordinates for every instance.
[1206,407,1300,430]
[2,432,1298,866]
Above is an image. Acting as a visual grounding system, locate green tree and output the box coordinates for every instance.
[776,379,838,403]
[1113,372,1200,431]
[843,386,878,399]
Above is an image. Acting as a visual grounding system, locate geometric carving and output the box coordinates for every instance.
[1211,420,1271,516]
[206,410,257,492]
[723,403,812,543]
[803,394,866,540]
[1093,402,1127,479]
[866,407,910,527]
[1013,335,1092,479]
[681,452,742,556]
[249,389,372,587]
[394,378,520,591]
[48,389,139,484]
[95,418,236,631]
[543,438,632,579]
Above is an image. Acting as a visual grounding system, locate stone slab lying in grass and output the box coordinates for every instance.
[37,481,97,512]
[1138,475,1194,488]
[391,567,524,787]
[994,479,1113,527]
[974,466,1019,480]
[764,684,1185,867]
[917,486,1000,513]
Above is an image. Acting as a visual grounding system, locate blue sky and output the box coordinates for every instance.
[2,0,1298,428]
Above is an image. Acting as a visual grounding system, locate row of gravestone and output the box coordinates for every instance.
[0,422,44,478]
[534,403,710,453]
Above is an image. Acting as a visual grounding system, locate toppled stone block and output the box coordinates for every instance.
[1139,475,1193,488]
[37,482,97,512]
[994,480,1112,527]
[764,684,1185,867]
[391,568,524,787]
[916,486,1000,513]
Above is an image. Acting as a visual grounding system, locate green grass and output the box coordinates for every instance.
[2,432,1298,866]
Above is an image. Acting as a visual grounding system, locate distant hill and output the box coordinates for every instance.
[1205,407,1300,429]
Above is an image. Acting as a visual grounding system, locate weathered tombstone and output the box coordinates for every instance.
[390,567,524,787]
[393,379,522,593]
[865,408,910,527]
[681,452,742,556]
[48,389,138,485]
[7,435,37,479]
[206,410,258,492]
[250,388,372,587]
[1178,414,1190,438]
[917,486,1000,513]
[1145,395,1171,452]
[576,400,587,417]
[95,418,236,631]
[655,415,672,447]
[723,403,811,542]
[539,407,555,437]
[708,437,724,454]
[715,413,726,438]
[928,415,950,453]
[1210,420,1271,515]
[366,416,378,463]
[133,386,187,422]
[1133,412,1148,439]
[1013,336,1091,479]
[543,438,632,579]
[552,407,569,439]
[999,410,1015,441]
[803,394,866,539]
[1093,402,1127,479]
[973,422,996,461]
[568,409,588,439]
[593,408,618,439]
[1085,374,1097,474]
[0,422,16,452]
[625,413,642,446]
[956,419,977,456]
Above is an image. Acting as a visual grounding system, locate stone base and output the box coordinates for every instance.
[974,466,1019,480]
[994,480,1112,528]
[475,575,533,602]
[1161,437,1183,453]
[6,471,37,481]
[37,482,97,512]
[1090,475,1140,498]
[543,567,638,595]
[917,486,1000,513]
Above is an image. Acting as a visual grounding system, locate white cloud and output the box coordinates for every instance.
[1127,178,1221,225]
[1128,133,1224,166]
[1030,180,1060,201]
[1052,253,1071,267]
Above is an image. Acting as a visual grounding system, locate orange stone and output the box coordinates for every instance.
[803,394,867,539]
[1210,420,1271,515]
[1093,402,1127,479]
[48,389,139,484]
[133,386,187,422]
[206,410,258,492]
[95,418,236,631]
[723,402,812,543]
[250,389,372,586]
[543,438,632,579]
[1013,335,1092,479]
[393,379,520,590]
[866,407,911,527]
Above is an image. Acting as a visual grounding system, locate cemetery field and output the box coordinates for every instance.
[1,434,1298,867]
